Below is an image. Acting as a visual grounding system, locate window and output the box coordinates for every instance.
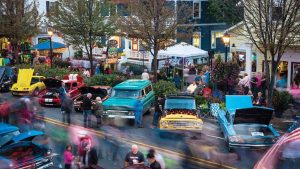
[252,52,257,72]
[193,32,201,48]
[272,1,283,21]
[141,89,146,96]
[46,1,57,16]
[145,85,152,95]
[193,1,201,18]
[211,31,223,49]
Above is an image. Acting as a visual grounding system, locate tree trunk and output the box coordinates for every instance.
[12,39,20,64]
[89,44,94,76]
[152,42,158,83]
[267,61,277,107]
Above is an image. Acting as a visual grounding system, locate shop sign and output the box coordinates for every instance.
[106,58,118,64]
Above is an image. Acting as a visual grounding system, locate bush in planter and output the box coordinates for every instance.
[153,80,177,97]
[272,90,293,118]
[53,58,71,68]
[85,74,127,87]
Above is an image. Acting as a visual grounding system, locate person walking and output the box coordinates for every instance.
[141,69,150,80]
[59,82,68,120]
[147,152,161,169]
[152,98,162,128]
[95,64,101,75]
[134,100,144,128]
[62,93,73,125]
[82,142,98,169]
[82,93,92,128]
[93,97,103,128]
[124,144,145,167]
[172,73,181,89]
[64,144,74,169]
[148,149,165,169]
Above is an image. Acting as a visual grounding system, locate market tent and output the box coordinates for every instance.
[157,42,208,58]
[31,41,66,50]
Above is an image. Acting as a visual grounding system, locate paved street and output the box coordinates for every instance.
[3,92,271,169]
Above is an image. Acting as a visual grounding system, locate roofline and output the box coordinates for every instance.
[224,21,244,33]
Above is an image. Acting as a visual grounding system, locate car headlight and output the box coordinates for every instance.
[194,121,203,126]
[229,136,243,143]
[161,121,168,127]
[128,111,134,116]
[24,88,29,90]
[272,137,279,143]
[103,111,108,114]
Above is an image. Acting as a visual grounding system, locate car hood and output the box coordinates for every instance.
[79,86,107,95]
[103,97,137,110]
[234,107,274,125]
[43,78,61,89]
[1,130,44,148]
[16,69,34,87]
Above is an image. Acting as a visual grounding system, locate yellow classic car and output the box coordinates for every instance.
[11,69,46,96]
[159,95,203,130]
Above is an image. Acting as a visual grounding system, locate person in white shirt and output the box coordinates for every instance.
[186,81,198,94]
[141,69,150,80]
[238,73,250,94]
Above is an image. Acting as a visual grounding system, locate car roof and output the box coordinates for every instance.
[113,79,151,90]
[0,123,19,135]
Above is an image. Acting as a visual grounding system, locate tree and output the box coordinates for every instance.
[236,0,300,105]
[118,0,191,82]
[48,0,117,75]
[207,0,243,26]
[0,0,40,63]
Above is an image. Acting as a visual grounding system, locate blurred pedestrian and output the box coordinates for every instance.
[172,73,181,89]
[147,152,161,169]
[186,81,197,94]
[238,73,250,95]
[0,98,10,123]
[64,144,74,169]
[82,141,98,169]
[125,144,145,167]
[95,64,101,75]
[152,98,162,128]
[59,82,68,121]
[82,93,92,128]
[93,97,103,128]
[254,92,265,106]
[148,149,165,169]
[134,100,143,128]
[83,68,91,78]
[141,69,150,80]
[62,93,74,125]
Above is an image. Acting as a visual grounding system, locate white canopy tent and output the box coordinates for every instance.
[158,42,208,58]
[156,42,208,68]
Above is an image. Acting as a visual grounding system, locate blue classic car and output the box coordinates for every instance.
[0,123,53,169]
[217,95,280,151]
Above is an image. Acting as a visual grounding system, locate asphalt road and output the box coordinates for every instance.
[2,92,270,169]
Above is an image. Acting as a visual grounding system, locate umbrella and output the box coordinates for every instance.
[31,41,66,50]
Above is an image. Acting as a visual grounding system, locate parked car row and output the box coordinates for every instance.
[0,123,53,169]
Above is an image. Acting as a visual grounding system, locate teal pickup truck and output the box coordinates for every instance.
[103,79,155,119]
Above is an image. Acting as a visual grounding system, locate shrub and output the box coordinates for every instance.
[194,95,207,106]
[53,58,71,68]
[85,74,128,87]
[153,80,177,97]
[272,90,293,112]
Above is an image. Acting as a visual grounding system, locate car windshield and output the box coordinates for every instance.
[30,77,40,85]
[0,131,20,148]
[165,98,196,110]
[111,89,140,98]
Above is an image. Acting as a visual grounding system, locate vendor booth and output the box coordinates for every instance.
[157,42,208,69]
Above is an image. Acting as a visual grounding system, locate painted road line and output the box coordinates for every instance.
[39,116,237,169]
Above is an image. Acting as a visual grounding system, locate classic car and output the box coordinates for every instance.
[159,95,203,130]
[254,125,300,169]
[11,69,46,96]
[0,123,53,169]
[74,86,111,111]
[38,74,85,106]
[0,67,13,92]
[217,95,280,151]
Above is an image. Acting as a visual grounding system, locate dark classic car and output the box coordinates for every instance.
[38,74,85,106]
[0,123,53,169]
[74,86,111,111]
[217,95,280,151]
[0,67,13,92]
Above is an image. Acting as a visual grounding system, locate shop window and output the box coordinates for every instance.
[236,51,246,71]
[291,62,300,88]
[132,39,139,51]
[252,52,257,72]
[263,61,288,88]
[211,31,223,49]
[193,32,201,48]
[193,1,201,19]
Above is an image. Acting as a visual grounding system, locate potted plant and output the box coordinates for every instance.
[272,90,293,118]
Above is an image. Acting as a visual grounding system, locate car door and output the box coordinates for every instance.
[141,85,154,113]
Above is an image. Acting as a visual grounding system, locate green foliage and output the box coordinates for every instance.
[85,74,127,87]
[272,90,293,112]
[74,50,83,59]
[153,80,177,97]
[207,0,243,26]
[194,95,207,106]
[53,58,71,68]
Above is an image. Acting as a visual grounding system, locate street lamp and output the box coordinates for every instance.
[222,32,230,62]
[48,29,53,67]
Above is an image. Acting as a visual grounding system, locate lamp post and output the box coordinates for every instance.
[48,29,53,68]
[222,32,230,62]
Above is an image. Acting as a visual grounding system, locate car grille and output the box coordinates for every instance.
[107,110,129,116]
[168,121,195,127]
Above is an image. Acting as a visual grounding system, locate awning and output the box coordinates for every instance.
[32,41,66,50]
